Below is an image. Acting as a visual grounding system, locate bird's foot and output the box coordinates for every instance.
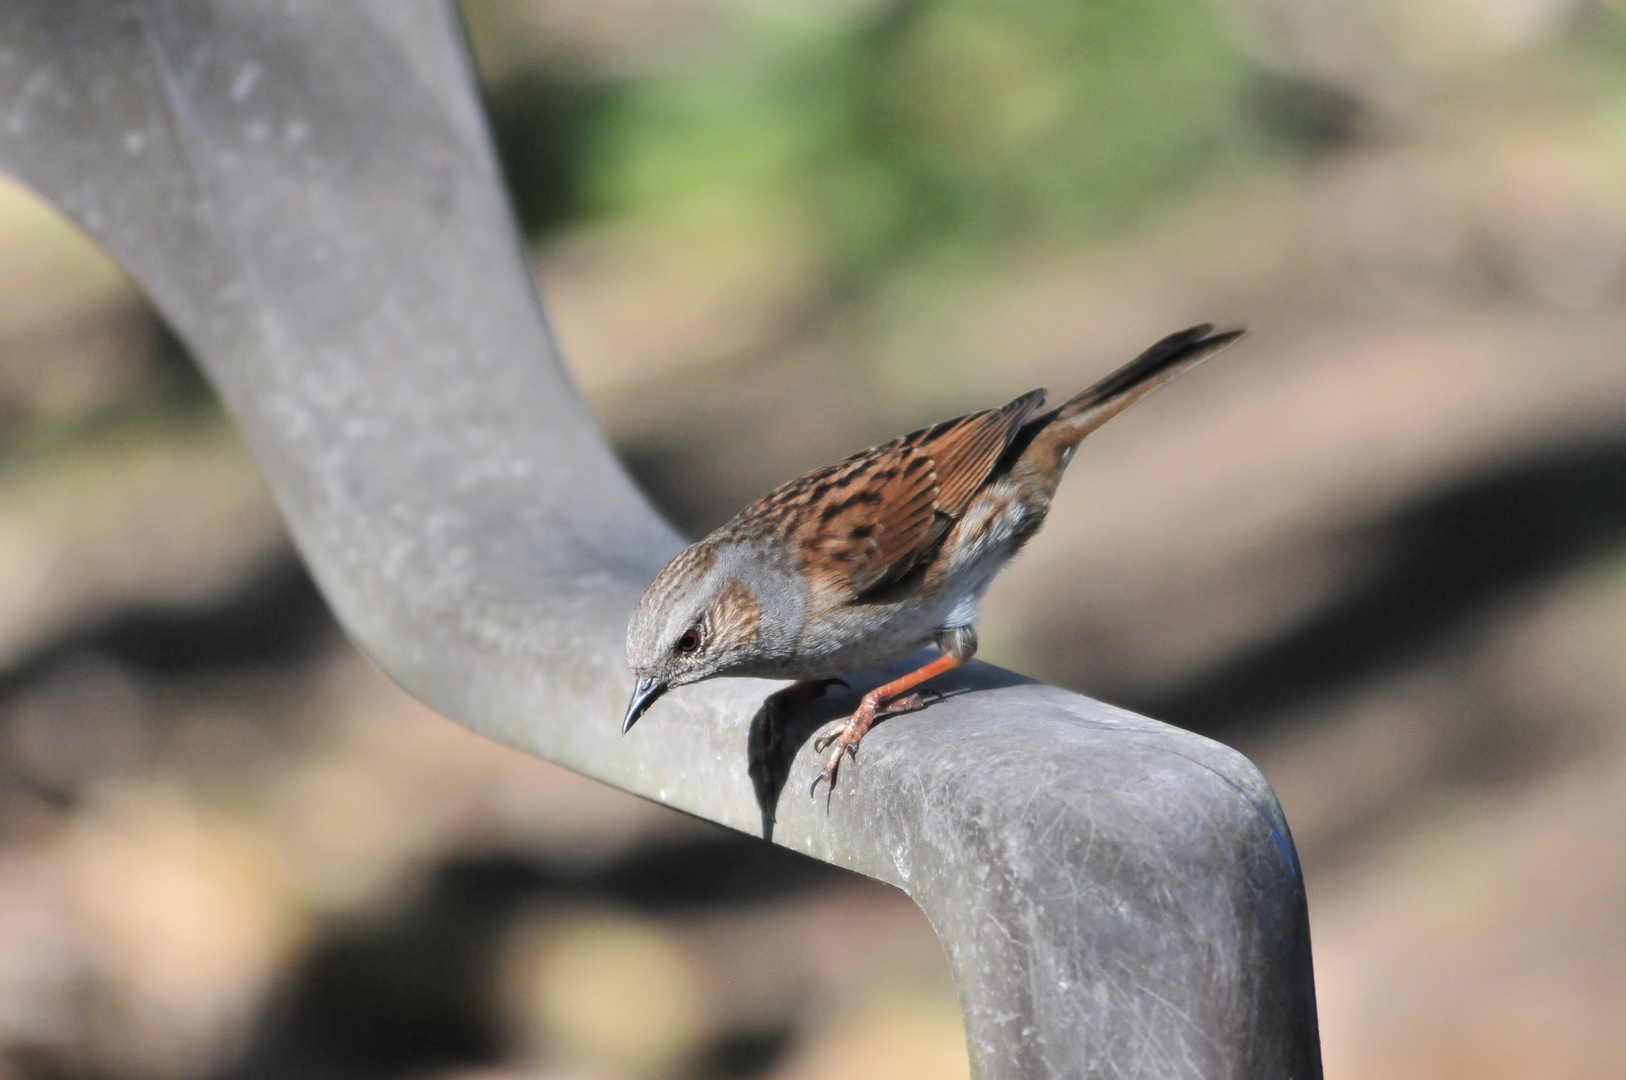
[810,704,875,797]
[812,706,872,757]
[810,655,965,798]
[808,686,954,796]
[811,686,937,795]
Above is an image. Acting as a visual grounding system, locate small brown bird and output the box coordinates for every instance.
[624,323,1243,793]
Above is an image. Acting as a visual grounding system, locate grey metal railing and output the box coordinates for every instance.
[0,3,1321,1077]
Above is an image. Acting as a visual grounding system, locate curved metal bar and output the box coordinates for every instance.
[0,3,1321,1076]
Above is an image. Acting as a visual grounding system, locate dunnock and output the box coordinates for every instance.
[624,324,1243,793]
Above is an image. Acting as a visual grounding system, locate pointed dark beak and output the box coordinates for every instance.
[623,677,668,733]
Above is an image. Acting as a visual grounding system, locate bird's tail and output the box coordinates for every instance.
[1011,323,1244,495]
[1051,323,1243,435]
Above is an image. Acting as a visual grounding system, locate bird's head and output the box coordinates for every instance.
[623,540,765,731]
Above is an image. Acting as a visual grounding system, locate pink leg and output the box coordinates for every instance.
[810,651,965,795]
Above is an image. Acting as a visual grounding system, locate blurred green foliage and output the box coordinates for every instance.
[481,0,1267,283]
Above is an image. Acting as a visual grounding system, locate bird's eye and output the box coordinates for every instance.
[676,628,701,654]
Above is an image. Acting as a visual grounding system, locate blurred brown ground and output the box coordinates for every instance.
[1,1,1625,1078]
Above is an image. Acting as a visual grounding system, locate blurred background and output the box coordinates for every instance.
[1,0,1625,1076]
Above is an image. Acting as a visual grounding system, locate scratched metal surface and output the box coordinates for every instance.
[0,3,1321,1076]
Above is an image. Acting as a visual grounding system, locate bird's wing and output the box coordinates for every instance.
[911,388,1047,520]
[750,388,1047,599]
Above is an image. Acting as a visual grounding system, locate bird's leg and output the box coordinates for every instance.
[810,654,963,792]
[811,627,975,795]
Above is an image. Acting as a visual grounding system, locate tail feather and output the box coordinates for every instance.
[1052,323,1243,437]
[1009,323,1244,494]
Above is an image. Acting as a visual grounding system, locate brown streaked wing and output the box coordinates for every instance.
[794,438,939,595]
[776,387,1047,598]
[913,388,1047,518]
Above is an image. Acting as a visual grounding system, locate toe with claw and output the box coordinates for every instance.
[809,703,879,797]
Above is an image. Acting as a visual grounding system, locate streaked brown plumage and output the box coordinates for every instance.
[624,323,1245,793]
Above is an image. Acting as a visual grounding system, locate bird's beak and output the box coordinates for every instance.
[622,677,669,733]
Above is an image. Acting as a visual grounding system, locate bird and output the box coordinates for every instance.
[623,323,1244,795]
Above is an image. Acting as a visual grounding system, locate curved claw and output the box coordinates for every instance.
[809,745,845,798]
[804,663,958,802]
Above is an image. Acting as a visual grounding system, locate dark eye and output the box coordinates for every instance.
[675,628,701,654]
